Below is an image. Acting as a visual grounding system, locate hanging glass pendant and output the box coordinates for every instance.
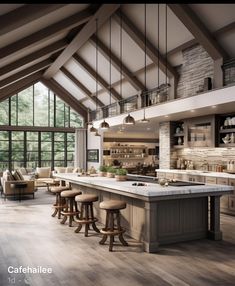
[123,114,135,125]
[100,120,110,129]
[89,124,97,133]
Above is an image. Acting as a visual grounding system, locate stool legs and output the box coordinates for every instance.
[61,197,79,227]
[75,202,100,236]
[52,193,66,219]
[99,210,128,251]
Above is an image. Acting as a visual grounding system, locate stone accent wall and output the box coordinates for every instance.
[159,122,175,169]
[176,44,214,98]
[175,147,235,171]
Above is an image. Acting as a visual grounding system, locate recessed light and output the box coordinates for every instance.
[164,115,169,118]
[191,109,195,112]
[212,105,217,108]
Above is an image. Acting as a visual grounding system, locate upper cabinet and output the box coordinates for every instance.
[172,115,218,148]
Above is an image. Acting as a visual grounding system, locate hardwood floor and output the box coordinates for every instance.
[0,189,235,286]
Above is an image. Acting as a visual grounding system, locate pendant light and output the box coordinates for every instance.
[139,3,150,124]
[100,16,113,130]
[122,7,135,125]
[156,3,161,103]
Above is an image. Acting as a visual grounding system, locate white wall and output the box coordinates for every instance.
[87,129,103,171]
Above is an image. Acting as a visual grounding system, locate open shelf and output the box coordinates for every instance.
[219,128,235,133]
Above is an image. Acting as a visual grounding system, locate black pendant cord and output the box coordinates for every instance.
[96,18,98,114]
[109,16,112,107]
[157,4,160,89]
[144,3,147,114]
[165,4,167,88]
[120,7,123,99]
[144,3,147,94]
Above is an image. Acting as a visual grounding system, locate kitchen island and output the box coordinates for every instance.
[55,173,233,252]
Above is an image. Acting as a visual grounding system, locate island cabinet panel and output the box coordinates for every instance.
[156,198,208,244]
[205,176,217,184]
[229,196,235,212]
[217,178,229,213]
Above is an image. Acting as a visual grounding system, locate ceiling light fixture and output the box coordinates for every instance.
[139,3,150,124]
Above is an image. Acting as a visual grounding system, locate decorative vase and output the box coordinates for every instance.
[115,175,127,181]
[178,137,182,145]
[107,172,114,178]
[99,172,107,177]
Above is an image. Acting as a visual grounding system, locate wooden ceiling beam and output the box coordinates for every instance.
[0,72,42,102]
[43,4,120,79]
[40,78,88,120]
[0,7,93,60]
[0,4,67,36]
[60,66,104,108]
[73,54,122,101]
[0,60,52,88]
[168,4,228,60]
[0,39,67,78]
[90,35,145,91]
[113,10,178,79]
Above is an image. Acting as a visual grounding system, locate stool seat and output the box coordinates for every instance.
[75,194,98,203]
[51,186,70,193]
[99,200,128,251]
[61,190,81,198]
[100,200,126,210]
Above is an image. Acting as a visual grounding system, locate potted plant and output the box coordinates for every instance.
[99,165,107,177]
[115,168,128,181]
[106,166,116,178]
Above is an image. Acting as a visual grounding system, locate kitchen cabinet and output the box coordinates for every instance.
[185,115,218,148]
[172,115,219,149]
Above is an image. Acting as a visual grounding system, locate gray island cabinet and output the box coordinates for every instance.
[55,174,233,253]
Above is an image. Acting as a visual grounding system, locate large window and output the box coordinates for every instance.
[0,131,75,171]
[0,82,83,171]
[0,82,83,128]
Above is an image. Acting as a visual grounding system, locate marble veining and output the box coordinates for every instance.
[55,173,232,197]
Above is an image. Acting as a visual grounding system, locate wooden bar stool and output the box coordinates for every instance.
[74,194,100,237]
[51,186,70,219]
[60,190,81,227]
[99,200,128,251]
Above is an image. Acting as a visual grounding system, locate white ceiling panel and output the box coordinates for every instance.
[0,4,89,47]
[122,4,194,56]
[64,57,102,93]
[190,4,235,33]
[0,31,67,66]
[98,19,152,73]
[136,67,168,90]
[53,71,87,101]
[77,43,121,84]
[97,91,116,106]
[81,99,96,110]
[113,81,137,99]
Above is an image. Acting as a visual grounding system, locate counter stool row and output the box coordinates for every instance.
[50,186,128,251]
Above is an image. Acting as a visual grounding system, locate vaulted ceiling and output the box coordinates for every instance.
[0,4,235,121]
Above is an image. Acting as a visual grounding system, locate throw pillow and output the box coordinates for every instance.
[12,170,21,181]
[5,170,15,181]
[15,169,24,180]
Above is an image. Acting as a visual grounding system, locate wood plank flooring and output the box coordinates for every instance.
[0,189,235,286]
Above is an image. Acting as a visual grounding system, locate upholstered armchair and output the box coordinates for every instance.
[1,170,35,200]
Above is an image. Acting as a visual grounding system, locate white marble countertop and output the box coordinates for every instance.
[155,169,235,179]
[54,173,233,198]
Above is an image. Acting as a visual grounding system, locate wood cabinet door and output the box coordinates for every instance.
[205,176,217,184]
